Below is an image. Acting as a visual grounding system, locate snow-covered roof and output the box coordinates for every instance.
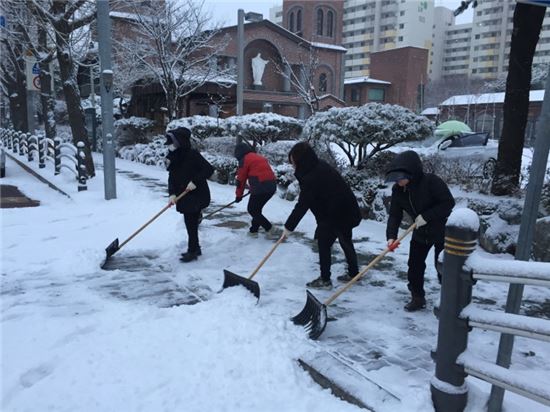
[440,90,545,106]
[344,76,391,85]
[421,107,439,116]
[310,42,347,52]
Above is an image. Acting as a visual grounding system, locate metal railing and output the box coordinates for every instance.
[430,208,550,412]
[0,128,87,191]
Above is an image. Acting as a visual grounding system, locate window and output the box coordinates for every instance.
[289,12,295,32]
[317,9,324,36]
[351,88,360,102]
[368,88,385,101]
[398,36,403,41]
[297,9,302,33]
[399,23,404,29]
[319,73,327,93]
[327,10,334,37]
[400,10,405,16]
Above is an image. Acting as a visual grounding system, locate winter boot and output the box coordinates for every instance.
[306,276,333,290]
[336,273,354,282]
[180,248,201,262]
[404,296,426,312]
[265,225,282,240]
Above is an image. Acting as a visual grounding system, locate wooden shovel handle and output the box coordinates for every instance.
[248,234,286,280]
[203,192,250,220]
[324,223,417,306]
[118,189,190,250]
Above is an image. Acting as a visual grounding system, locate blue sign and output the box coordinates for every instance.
[0,16,5,28]
[517,0,550,6]
[32,63,40,75]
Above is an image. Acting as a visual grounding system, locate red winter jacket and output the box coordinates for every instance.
[235,152,276,198]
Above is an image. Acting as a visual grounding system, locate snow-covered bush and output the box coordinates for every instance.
[54,99,68,123]
[304,103,433,167]
[226,113,303,145]
[168,115,226,140]
[203,153,238,185]
[114,116,156,149]
[422,153,489,191]
[200,136,236,157]
[358,150,398,179]
[258,140,296,167]
[541,181,550,216]
[119,135,167,167]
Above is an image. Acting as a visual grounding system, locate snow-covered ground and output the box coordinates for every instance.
[1,151,549,412]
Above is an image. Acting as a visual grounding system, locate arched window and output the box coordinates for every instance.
[319,73,327,93]
[296,9,302,33]
[327,11,334,37]
[316,9,324,36]
[289,12,295,32]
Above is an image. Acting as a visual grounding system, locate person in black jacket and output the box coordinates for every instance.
[283,142,362,290]
[165,127,214,262]
[385,150,455,311]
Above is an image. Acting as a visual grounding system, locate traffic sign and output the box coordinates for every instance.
[32,63,40,75]
[32,76,41,90]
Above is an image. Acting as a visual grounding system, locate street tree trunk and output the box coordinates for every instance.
[38,26,56,141]
[491,4,545,196]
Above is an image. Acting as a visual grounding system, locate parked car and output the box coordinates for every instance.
[396,131,498,178]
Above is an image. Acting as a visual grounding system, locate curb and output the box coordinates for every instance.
[5,152,72,199]
[298,359,374,410]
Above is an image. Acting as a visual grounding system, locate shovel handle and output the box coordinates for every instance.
[118,189,190,250]
[324,223,417,306]
[248,234,286,280]
[203,192,250,220]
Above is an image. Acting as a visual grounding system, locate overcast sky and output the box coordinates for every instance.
[200,0,474,28]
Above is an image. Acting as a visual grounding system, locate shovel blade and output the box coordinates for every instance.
[291,290,328,340]
[222,269,260,300]
[105,238,120,259]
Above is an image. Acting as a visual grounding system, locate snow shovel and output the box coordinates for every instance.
[202,192,250,220]
[222,233,286,300]
[292,223,417,340]
[102,189,191,267]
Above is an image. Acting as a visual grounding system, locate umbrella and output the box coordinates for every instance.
[436,120,471,138]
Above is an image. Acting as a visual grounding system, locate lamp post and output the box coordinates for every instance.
[236,10,263,117]
[97,0,116,200]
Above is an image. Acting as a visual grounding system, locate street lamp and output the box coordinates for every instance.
[236,9,263,117]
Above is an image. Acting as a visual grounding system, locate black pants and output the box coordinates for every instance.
[184,212,201,252]
[407,239,444,298]
[317,225,358,281]
[248,192,275,232]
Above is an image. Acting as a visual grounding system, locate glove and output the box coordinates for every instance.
[387,239,399,251]
[186,181,196,191]
[415,214,427,228]
[282,227,292,238]
[235,196,242,203]
[169,195,177,205]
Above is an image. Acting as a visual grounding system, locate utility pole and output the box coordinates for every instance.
[97,0,116,200]
[236,9,244,117]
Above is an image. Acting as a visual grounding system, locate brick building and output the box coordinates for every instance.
[343,46,429,111]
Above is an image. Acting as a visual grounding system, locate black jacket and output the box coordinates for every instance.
[167,147,214,214]
[386,150,455,244]
[285,148,361,232]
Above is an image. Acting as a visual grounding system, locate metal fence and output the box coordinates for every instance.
[431,209,550,412]
[0,128,87,191]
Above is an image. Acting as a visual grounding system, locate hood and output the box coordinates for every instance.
[165,127,191,151]
[234,142,254,161]
[386,150,423,183]
[289,141,319,179]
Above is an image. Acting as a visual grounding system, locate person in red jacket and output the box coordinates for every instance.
[234,142,277,235]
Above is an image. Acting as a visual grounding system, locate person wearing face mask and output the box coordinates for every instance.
[385,150,455,312]
[165,127,214,262]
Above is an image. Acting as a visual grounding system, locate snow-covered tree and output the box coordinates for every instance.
[225,113,303,146]
[304,103,433,167]
[274,47,322,115]
[0,3,29,132]
[29,0,96,176]
[113,0,233,121]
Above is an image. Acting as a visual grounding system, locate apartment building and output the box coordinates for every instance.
[434,0,550,80]
[341,0,434,78]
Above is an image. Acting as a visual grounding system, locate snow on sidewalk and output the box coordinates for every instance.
[1,152,548,411]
